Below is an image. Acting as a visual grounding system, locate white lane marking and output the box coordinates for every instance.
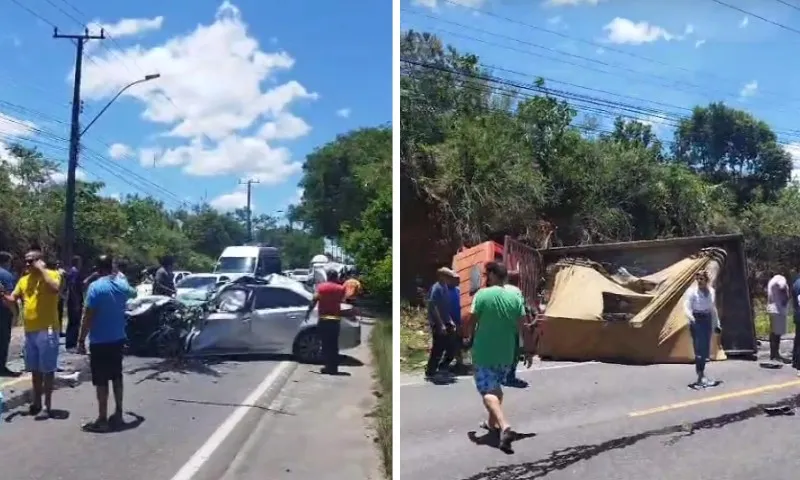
[400,361,600,387]
[169,360,295,480]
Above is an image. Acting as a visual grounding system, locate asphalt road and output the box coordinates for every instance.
[0,324,380,480]
[400,358,800,480]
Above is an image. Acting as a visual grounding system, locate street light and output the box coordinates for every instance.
[62,73,161,267]
[80,73,161,137]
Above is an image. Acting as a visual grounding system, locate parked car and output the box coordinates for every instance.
[284,268,311,283]
[184,276,361,363]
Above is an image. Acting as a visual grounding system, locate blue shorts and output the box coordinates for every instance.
[24,330,59,373]
[474,365,511,395]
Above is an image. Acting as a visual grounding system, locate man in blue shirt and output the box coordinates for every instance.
[0,251,18,376]
[425,267,458,381]
[77,254,136,432]
[447,278,465,372]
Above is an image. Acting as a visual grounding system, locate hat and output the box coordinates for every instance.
[437,267,459,279]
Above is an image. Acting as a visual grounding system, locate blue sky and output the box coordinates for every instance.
[402,0,800,175]
[0,0,391,219]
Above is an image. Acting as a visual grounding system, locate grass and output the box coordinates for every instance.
[752,298,795,339]
[369,318,392,478]
[400,305,429,372]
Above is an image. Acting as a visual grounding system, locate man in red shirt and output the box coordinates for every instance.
[306,269,346,375]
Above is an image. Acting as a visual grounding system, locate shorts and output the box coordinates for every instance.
[474,365,511,395]
[24,330,59,373]
[90,340,125,386]
[769,313,788,335]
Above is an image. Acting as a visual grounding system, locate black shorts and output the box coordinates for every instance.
[90,340,125,386]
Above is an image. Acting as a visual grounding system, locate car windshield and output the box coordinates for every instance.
[216,256,256,274]
[176,276,216,289]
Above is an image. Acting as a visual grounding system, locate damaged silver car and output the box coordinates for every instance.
[184,276,362,363]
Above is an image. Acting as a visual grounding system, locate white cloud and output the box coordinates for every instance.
[49,169,88,184]
[695,39,706,48]
[596,47,605,55]
[257,112,311,140]
[0,113,36,138]
[88,16,164,38]
[740,80,758,98]
[548,16,563,25]
[336,108,351,119]
[740,16,749,28]
[603,18,685,45]
[80,2,316,184]
[411,0,486,9]
[784,143,800,181]
[144,135,301,183]
[108,142,134,160]
[545,0,603,6]
[210,188,250,211]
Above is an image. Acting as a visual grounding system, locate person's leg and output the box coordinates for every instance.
[327,320,341,373]
[689,320,703,383]
[476,366,514,450]
[0,309,12,371]
[110,341,125,421]
[792,320,800,375]
[24,332,43,413]
[65,303,80,349]
[439,328,457,371]
[696,317,712,384]
[319,321,337,374]
[425,330,446,378]
[39,330,59,415]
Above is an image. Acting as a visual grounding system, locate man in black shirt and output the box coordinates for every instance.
[152,256,175,297]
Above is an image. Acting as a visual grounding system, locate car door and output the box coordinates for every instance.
[249,287,312,352]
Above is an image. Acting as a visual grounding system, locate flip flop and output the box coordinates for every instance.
[81,419,110,433]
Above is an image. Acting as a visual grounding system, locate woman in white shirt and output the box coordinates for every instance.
[683,270,722,388]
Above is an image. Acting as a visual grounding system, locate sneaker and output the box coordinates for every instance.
[503,377,529,388]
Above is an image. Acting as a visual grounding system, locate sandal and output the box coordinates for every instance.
[81,418,110,433]
[109,412,124,429]
[479,420,500,432]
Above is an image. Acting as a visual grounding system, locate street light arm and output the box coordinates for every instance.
[79,74,160,137]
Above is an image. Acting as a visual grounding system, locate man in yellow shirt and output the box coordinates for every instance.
[1,248,61,419]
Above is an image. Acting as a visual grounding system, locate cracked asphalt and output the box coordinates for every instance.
[400,354,800,480]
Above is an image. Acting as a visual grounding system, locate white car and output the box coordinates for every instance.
[176,273,232,297]
[136,270,193,297]
[284,268,311,283]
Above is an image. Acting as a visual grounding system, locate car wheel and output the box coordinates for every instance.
[293,329,323,364]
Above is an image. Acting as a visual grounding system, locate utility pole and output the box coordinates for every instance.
[55,27,105,265]
[239,179,260,242]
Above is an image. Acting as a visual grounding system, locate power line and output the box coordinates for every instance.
[710,0,800,35]
[773,0,800,12]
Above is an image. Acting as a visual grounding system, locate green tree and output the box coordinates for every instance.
[673,102,792,207]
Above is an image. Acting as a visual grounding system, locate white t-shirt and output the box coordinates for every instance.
[684,284,720,329]
[766,275,789,315]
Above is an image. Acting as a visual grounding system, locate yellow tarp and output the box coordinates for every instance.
[538,248,727,364]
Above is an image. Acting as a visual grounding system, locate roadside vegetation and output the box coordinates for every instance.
[369,319,393,477]
[401,30,800,361]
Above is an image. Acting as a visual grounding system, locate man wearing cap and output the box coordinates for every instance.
[425,267,458,381]
[307,269,347,375]
[766,273,790,362]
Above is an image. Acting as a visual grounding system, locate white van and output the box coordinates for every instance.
[214,245,282,278]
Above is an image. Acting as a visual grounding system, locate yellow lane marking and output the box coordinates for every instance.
[0,374,31,390]
[629,380,800,418]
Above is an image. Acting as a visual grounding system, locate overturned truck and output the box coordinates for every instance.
[452,234,757,364]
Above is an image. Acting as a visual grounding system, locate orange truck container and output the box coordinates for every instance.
[452,241,504,336]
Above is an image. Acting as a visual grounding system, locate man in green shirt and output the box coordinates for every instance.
[467,261,532,452]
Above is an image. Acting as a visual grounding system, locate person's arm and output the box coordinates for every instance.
[428,285,445,330]
[77,285,96,352]
[306,293,319,319]
[710,288,721,331]
[683,288,696,323]
[38,266,60,293]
